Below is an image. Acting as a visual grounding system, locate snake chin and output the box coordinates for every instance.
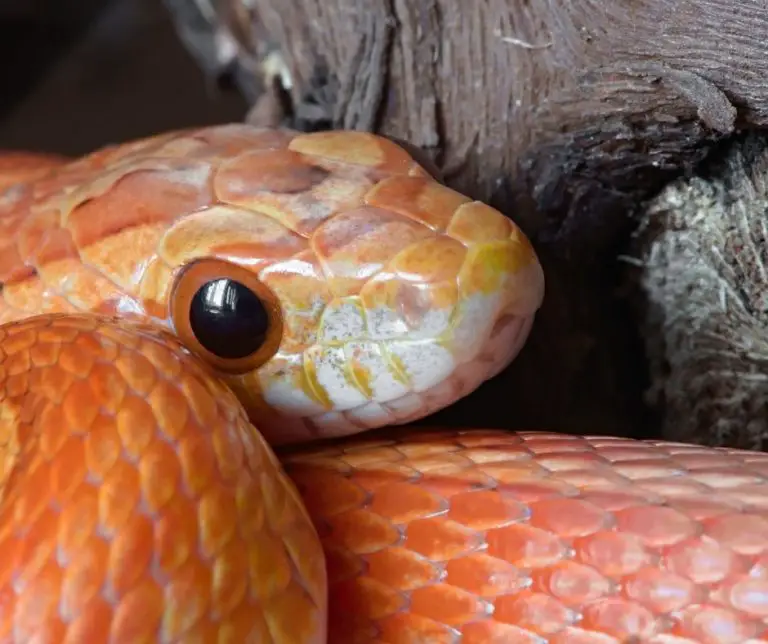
[233,304,540,446]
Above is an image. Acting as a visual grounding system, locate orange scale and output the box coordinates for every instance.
[532,561,613,606]
[363,175,470,232]
[445,553,529,596]
[614,505,700,548]
[14,506,59,588]
[13,560,66,640]
[397,453,476,477]
[578,488,661,512]
[638,477,717,499]
[326,509,402,555]
[549,627,621,643]
[721,484,768,512]
[153,497,199,578]
[209,537,250,616]
[405,517,482,561]
[458,446,534,465]
[288,130,418,175]
[517,435,592,452]
[97,459,141,538]
[197,483,239,559]
[218,149,332,195]
[674,452,751,469]
[574,530,652,577]
[453,430,527,447]
[496,479,583,506]
[710,577,768,617]
[11,456,54,532]
[0,151,65,189]
[410,583,491,627]
[348,463,419,494]
[533,451,612,471]
[622,567,702,614]
[17,207,78,268]
[0,243,37,285]
[369,481,446,523]
[554,469,633,491]
[609,458,688,480]
[477,459,551,483]
[668,495,744,521]
[48,434,87,505]
[341,445,411,467]
[191,123,295,152]
[415,470,496,498]
[486,523,568,569]
[366,546,442,591]
[528,497,610,538]
[216,163,373,239]
[107,512,155,598]
[447,489,529,530]
[159,205,307,269]
[579,597,659,639]
[445,201,515,245]
[663,534,747,585]
[57,483,100,559]
[64,595,115,642]
[66,163,214,250]
[688,468,768,489]
[591,445,665,462]
[494,590,576,636]
[312,206,434,298]
[462,620,546,644]
[392,440,465,460]
[378,612,460,644]
[160,556,214,640]
[291,468,368,518]
[671,604,760,642]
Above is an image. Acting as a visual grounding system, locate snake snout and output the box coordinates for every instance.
[237,199,545,445]
[417,215,546,405]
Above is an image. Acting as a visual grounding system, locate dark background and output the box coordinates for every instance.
[0,0,246,155]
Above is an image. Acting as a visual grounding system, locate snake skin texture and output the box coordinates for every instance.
[0,124,544,445]
[0,314,325,642]
[2,124,767,643]
[283,430,768,644]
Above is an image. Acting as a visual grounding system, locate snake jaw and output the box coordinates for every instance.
[237,208,545,445]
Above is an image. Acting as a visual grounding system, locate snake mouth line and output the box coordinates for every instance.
[244,309,536,443]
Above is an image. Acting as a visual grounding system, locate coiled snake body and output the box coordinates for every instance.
[0,124,767,643]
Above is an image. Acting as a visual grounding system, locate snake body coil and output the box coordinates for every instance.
[0,126,766,643]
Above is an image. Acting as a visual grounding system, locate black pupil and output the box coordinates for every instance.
[189,278,270,359]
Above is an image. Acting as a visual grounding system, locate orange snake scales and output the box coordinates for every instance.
[0,125,767,643]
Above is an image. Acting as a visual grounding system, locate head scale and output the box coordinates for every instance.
[41,124,544,445]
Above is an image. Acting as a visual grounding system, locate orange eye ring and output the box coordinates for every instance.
[170,258,283,375]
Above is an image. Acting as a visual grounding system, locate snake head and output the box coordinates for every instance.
[144,128,545,443]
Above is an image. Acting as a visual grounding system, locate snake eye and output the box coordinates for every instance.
[170,259,283,374]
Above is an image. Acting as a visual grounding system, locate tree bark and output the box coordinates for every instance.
[164,0,768,440]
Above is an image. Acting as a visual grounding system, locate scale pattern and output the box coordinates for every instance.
[0,315,326,643]
[282,429,768,643]
[0,124,543,444]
